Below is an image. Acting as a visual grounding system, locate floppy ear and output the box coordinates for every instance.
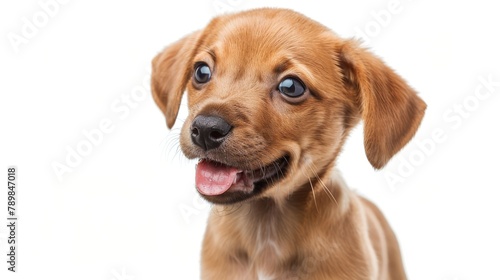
[339,40,426,169]
[151,31,201,129]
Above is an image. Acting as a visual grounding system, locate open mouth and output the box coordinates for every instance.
[195,154,290,204]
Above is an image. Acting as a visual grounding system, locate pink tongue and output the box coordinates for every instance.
[196,160,239,196]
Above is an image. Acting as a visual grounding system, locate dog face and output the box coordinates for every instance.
[152,8,426,204]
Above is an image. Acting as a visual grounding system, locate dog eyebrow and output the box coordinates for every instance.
[273,59,292,74]
[199,46,217,62]
[206,48,216,62]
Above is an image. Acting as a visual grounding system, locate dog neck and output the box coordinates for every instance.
[210,169,352,274]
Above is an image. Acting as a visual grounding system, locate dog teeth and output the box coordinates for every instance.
[234,172,243,184]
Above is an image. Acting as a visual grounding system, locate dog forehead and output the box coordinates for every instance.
[202,9,330,65]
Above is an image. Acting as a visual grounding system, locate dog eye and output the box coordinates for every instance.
[278,78,305,98]
[194,63,211,83]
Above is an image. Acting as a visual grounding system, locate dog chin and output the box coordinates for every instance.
[194,154,291,204]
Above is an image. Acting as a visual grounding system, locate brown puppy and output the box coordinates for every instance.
[152,8,426,280]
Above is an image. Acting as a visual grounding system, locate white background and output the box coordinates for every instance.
[1,0,499,279]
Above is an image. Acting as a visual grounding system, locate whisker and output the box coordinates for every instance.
[159,127,182,161]
[308,162,338,206]
[211,200,246,217]
[308,176,319,213]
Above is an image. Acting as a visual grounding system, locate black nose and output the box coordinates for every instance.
[190,115,232,151]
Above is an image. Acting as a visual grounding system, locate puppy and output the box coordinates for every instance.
[151,8,426,280]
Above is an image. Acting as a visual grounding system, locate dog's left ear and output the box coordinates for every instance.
[339,40,427,169]
[151,31,201,129]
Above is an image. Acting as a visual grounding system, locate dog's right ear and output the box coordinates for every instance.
[338,39,426,169]
[151,31,201,129]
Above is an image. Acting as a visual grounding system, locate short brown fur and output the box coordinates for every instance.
[152,8,426,280]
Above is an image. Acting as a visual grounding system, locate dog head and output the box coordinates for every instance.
[151,8,426,204]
